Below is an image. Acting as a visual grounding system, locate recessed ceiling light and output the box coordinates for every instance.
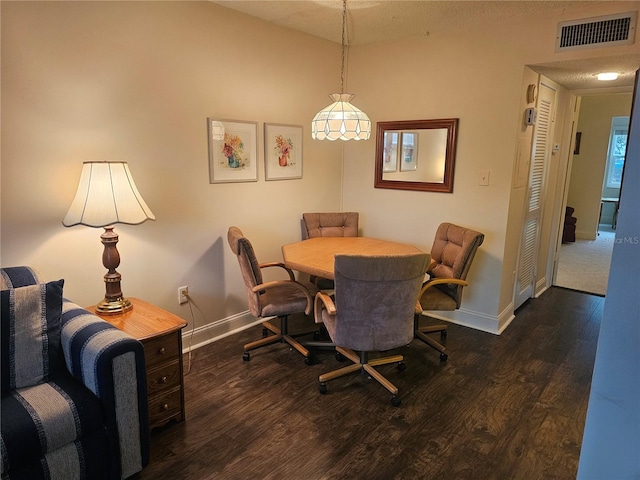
[596,72,619,81]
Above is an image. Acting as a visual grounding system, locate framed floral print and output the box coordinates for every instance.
[264,123,303,180]
[208,118,258,183]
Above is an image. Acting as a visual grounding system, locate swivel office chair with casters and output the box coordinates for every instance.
[302,212,359,239]
[302,212,359,290]
[415,222,484,361]
[227,226,319,364]
[314,253,429,406]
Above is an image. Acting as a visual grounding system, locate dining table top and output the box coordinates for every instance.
[281,236,425,280]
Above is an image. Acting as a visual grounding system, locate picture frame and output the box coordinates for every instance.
[382,131,399,172]
[264,123,303,180]
[208,118,258,183]
[400,131,419,172]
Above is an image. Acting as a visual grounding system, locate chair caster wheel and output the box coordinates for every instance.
[313,331,320,341]
[397,361,406,372]
[441,330,447,339]
[242,352,250,361]
[304,356,313,365]
[336,352,345,362]
[319,383,327,394]
[262,328,269,338]
[440,352,448,361]
[391,395,401,407]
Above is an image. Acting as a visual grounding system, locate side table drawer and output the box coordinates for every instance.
[148,386,183,429]
[88,298,187,432]
[143,332,180,369]
[147,360,181,396]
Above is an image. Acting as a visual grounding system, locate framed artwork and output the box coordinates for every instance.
[400,131,419,171]
[383,131,399,172]
[264,123,303,180]
[208,118,258,183]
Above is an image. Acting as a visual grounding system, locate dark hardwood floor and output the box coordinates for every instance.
[133,287,602,480]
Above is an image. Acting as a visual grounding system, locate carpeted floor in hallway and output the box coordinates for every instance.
[555,225,615,296]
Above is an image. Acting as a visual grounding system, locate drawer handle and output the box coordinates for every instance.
[160,376,168,384]
[158,347,166,355]
[162,403,169,411]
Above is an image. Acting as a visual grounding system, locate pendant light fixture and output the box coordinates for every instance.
[311,0,371,141]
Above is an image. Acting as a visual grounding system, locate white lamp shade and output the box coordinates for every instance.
[311,93,372,141]
[63,161,156,227]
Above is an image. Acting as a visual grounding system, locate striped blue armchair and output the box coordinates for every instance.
[1,267,149,480]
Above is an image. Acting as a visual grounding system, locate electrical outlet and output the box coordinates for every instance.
[178,285,189,305]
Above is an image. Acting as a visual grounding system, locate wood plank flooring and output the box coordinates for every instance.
[132,287,602,480]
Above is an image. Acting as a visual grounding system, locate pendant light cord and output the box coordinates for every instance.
[340,0,347,94]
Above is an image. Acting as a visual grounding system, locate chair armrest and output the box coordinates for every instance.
[314,291,336,322]
[251,279,314,315]
[419,277,468,297]
[259,261,296,281]
[427,259,438,273]
[60,300,149,478]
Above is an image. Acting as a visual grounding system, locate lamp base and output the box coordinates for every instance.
[96,296,133,315]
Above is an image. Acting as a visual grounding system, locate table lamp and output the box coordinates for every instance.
[63,161,155,314]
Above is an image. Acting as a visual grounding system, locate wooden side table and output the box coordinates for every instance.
[87,297,187,430]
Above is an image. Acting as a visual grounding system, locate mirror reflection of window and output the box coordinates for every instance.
[383,128,447,182]
[400,132,418,171]
[383,131,399,172]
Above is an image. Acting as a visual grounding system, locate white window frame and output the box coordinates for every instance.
[604,116,629,189]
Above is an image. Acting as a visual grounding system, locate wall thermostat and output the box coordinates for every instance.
[524,107,537,125]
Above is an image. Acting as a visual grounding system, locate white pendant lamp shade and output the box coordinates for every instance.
[63,161,155,227]
[311,93,371,141]
[312,0,370,142]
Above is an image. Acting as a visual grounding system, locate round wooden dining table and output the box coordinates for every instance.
[282,237,426,280]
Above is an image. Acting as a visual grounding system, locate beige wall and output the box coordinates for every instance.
[2,1,640,337]
[1,1,344,333]
[342,1,640,331]
[569,93,633,239]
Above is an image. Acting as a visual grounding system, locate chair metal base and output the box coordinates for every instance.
[318,346,405,406]
[414,315,449,361]
[243,315,318,364]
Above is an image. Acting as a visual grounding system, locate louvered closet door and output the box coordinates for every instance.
[514,82,557,309]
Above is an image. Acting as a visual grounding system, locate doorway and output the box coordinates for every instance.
[554,93,632,296]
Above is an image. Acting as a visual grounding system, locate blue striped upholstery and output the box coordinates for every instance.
[1,279,65,393]
[1,267,149,480]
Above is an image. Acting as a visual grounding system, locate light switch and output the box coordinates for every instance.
[479,170,490,186]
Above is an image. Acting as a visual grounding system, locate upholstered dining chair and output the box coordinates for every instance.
[415,222,484,361]
[302,212,359,290]
[302,212,359,239]
[227,226,319,364]
[315,253,429,406]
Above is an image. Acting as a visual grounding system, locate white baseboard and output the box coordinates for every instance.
[422,305,513,335]
[576,229,597,240]
[181,310,266,353]
[535,277,549,298]
[189,305,516,353]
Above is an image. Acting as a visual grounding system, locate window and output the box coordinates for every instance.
[605,116,629,189]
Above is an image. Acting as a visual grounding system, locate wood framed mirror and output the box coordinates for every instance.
[374,118,458,193]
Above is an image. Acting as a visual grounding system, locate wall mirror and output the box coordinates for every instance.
[374,118,458,193]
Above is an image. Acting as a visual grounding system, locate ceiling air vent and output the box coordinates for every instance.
[556,11,637,52]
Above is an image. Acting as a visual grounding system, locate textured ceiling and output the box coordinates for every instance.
[211,0,640,90]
